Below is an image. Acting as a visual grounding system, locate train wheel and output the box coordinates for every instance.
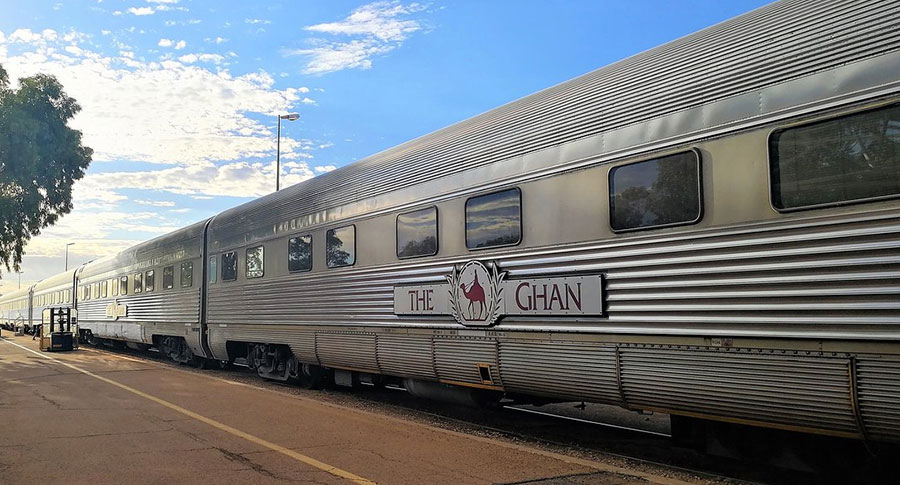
[299,363,329,390]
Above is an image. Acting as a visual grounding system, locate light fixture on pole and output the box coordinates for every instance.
[276,113,299,192]
[65,242,75,270]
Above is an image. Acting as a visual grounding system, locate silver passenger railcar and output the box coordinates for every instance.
[76,220,207,359]
[29,268,79,329]
[0,286,33,332]
[11,0,900,445]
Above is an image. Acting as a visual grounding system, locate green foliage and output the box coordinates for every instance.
[0,63,93,274]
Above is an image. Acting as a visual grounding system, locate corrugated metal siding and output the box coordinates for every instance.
[316,332,378,371]
[207,210,900,339]
[377,335,437,380]
[78,290,200,342]
[620,347,858,435]
[498,341,619,404]
[433,338,501,386]
[209,0,900,238]
[856,357,900,441]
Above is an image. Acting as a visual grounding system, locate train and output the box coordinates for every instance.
[3,0,900,447]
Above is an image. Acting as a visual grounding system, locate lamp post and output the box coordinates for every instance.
[65,242,75,270]
[276,113,299,192]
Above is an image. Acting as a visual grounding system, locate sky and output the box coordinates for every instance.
[0,0,772,294]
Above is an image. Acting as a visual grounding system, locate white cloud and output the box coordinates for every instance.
[147,0,179,3]
[83,160,315,198]
[305,1,425,41]
[314,165,337,173]
[134,200,176,207]
[128,6,155,15]
[300,97,316,105]
[158,38,173,47]
[245,18,271,25]
[284,1,428,74]
[174,40,186,50]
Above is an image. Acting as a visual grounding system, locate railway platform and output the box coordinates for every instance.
[0,334,699,485]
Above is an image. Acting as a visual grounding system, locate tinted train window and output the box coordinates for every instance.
[145,270,155,292]
[163,266,174,290]
[222,252,237,281]
[208,256,217,284]
[181,262,193,287]
[246,247,264,278]
[288,235,312,272]
[609,151,701,231]
[93,283,99,299]
[397,207,438,258]
[771,104,900,210]
[112,277,119,296]
[466,188,521,249]
[120,276,129,295]
[327,226,355,268]
[101,280,108,298]
[134,273,143,294]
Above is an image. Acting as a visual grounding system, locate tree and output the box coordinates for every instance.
[0,62,93,274]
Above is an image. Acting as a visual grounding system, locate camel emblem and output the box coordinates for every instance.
[448,260,506,327]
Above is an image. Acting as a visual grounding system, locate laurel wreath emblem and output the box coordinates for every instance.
[447,260,507,327]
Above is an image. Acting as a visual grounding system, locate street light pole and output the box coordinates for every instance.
[275,113,299,192]
[65,242,75,270]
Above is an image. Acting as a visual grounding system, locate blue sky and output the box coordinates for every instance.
[0,0,771,293]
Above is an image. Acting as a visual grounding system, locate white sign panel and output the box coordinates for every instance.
[393,260,604,326]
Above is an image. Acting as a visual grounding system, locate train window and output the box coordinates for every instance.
[466,188,522,249]
[111,277,118,296]
[771,104,900,211]
[246,246,264,278]
[609,151,702,232]
[65,290,70,303]
[120,276,129,296]
[222,252,237,281]
[208,256,217,284]
[326,225,355,268]
[93,283,99,299]
[145,270,155,292]
[181,262,193,287]
[102,281,109,298]
[134,273,143,294]
[397,207,438,259]
[163,266,174,290]
[288,235,312,272]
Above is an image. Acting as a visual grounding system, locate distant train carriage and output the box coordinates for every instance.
[4,0,900,445]
[75,220,207,357]
[0,286,32,332]
[30,268,79,331]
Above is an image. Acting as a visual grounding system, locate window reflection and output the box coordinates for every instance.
[181,261,193,287]
[397,207,437,258]
[134,272,143,293]
[609,151,701,231]
[163,266,174,290]
[145,270,155,292]
[289,235,312,272]
[221,252,237,281]
[327,226,355,268]
[466,188,521,249]
[246,247,264,278]
[772,104,900,210]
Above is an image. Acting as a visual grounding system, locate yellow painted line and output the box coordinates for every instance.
[0,337,375,485]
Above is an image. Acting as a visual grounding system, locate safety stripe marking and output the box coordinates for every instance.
[0,337,375,485]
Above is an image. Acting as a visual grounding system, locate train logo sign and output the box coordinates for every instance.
[105,300,128,320]
[394,260,604,327]
[447,260,506,327]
